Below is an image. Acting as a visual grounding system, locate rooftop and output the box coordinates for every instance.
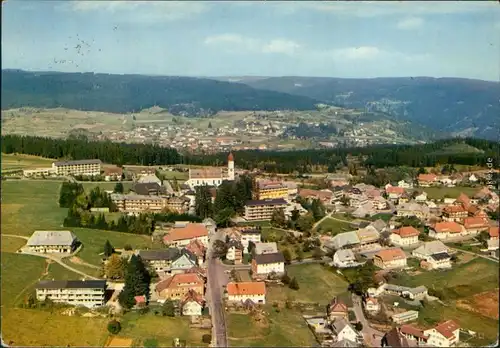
[53,159,102,166]
[27,230,78,247]
[36,280,106,289]
[375,248,406,262]
[227,281,266,296]
[245,198,288,207]
[254,252,285,264]
[392,226,420,238]
[163,223,208,243]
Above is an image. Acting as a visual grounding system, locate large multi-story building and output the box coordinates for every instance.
[155,273,205,302]
[163,223,209,248]
[254,181,289,200]
[110,193,167,212]
[52,159,102,176]
[373,248,407,269]
[23,167,57,178]
[244,199,288,221]
[35,280,107,308]
[185,153,235,189]
[442,205,468,222]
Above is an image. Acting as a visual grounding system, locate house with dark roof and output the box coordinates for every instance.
[35,280,107,308]
[381,328,410,347]
[27,230,79,254]
[138,248,181,275]
[132,182,166,196]
[251,252,285,277]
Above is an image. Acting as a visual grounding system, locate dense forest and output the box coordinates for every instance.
[185,138,499,173]
[1,70,321,116]
[2,135,498,173]
[1,134,180,166]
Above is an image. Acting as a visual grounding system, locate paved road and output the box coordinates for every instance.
[206,229,229,347]
[351,293,384,347]
[220,256,331,270]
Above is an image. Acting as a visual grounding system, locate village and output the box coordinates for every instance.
[4,153,500,348]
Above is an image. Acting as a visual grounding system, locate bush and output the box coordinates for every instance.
[354,322,363,331]
[107,320,121,334]
[124,244,133,251]
[289,277,300,290]
[202,334,212,344]
[281,274,291,284]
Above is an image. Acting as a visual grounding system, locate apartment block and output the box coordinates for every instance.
[110,193,167,212]
[244,199,288,221]
[255,181,289,200]
[35,280,107,308]
[52,159,102,176]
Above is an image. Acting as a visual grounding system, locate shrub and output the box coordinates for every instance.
[124,244,133,251]
[202,334,212,344]
[107,320,121,335]
[289,277,300,290]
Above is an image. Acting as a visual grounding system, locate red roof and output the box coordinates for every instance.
[155,273,204,293]
[185,239,206,257]
[418,174,437,182]
[400,325,429,339]
[463,217,488,229]
[443,205,466,214]
[375,248,407,262]
[228,152,234,161]
[457,193,471,209]
[433,221,463,234]
[386,186,405,195]
[180,289,205,306]
[393,226,420,238]
[489,226,499,238]
[134,295,146,304]
[435,320,460,339]
[298,188,332,200]
[163,223,208,243]
[329,297,348,313]
[227,282,266,296]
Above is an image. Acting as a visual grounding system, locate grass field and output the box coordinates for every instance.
[1,153,53,171]
[422,186,478,200]
[314,217,352,235]
[82,181,133,192]
[227,308,316,347]
[267,264,349,304]
[74,227,154,266]
[1,180,67,236]
[118,311,210,347]
[391,258,499,300]
[417,301,499,345]
[1,308,109,346]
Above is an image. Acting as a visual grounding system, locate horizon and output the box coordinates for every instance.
[3,68,500,83]
[2,1,499,81]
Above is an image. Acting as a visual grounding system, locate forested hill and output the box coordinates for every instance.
[2,135,498,173]
[1,70,321,116]
[242,76,500,140]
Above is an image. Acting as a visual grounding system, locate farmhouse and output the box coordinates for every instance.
[412,241,451,269]
[226,281,266,305]
[332,249,364,268]
[397,202,430,219]
[138,248,181,275]
[132,182,166,196]
[373,248,407,269]
[163,223,209,247]
[244,199,289,221]
[137,174,162,186]
[27,230,79,254]
[389,226,420,247]
[429,221,464,240]
[52,159,101,176]
[35,280,106,308]
[251,252,285,277]
[417,174,437,187]
[463,216,489,234]
[186,153,234,189]
[155,273,205,302]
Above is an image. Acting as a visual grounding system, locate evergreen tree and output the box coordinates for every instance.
[282,248,292,265]
[114,182,124,193]
[103,240,114,257]
[289,277,300,290]
[214,207,235,228]
[213,181,235,212]
[270,208,287,228]
[194,185,213,219]
[162,299,176,317]
[310,199,326,222]
[118,255,151,309]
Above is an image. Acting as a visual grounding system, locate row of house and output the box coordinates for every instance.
[382,320,461,347]
[23,159,102,178]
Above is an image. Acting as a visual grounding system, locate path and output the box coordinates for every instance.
[351,293,384,347]
[449,247,499,263]
[312,212,357,231]
[2,234,29,240]
[68,256,102,270]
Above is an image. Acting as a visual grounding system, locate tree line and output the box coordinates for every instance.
[1,134,180,166]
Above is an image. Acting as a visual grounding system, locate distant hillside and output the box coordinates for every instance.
[244,76,500,140]
[1,70,321,116]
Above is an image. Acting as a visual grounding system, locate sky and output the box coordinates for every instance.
[2,1,500,80]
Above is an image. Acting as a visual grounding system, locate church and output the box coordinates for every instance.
[185,153,235,189]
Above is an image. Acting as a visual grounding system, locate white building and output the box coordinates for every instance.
[226,281,266,305]
[423,320,460,347]
[331,318,360,343]
[23,167,57,178]
[254,242,278,255]
[373,248,407,269]
[52,159,101,176]
[332,249,364,268]
[163,223,209,248]
[412,241,449,259]
[185,153,235,189]
[35,280,106,308]
[27,230,79,254]
[239,228,262,253]
[398,180,413,189]
[364,297,380,312]
[251,252,285,276]
[389,226,420,247]
[137,174,162,186]
[180,290,204,316]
